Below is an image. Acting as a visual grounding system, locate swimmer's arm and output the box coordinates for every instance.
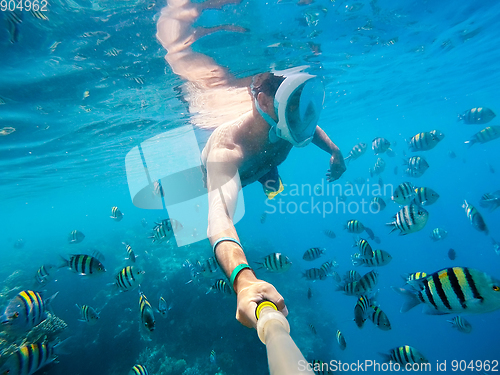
[205,148,257,291]
[312,126,347,181]
[206,147,288,328]
[312,126,343,157]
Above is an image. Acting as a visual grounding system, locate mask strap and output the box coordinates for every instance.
[254,98,280,143]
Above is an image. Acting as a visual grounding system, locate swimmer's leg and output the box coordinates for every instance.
[157,0,246,87]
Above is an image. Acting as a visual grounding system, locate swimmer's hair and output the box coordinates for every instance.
[252,73,285,98]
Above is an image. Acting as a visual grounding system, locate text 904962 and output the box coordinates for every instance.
[1,0,48,12]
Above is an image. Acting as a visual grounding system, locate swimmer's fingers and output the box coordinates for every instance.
[236,280,287,328]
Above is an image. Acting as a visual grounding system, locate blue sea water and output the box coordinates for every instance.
[1,0,500,374]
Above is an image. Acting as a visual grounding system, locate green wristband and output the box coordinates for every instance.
[229,264,253,291]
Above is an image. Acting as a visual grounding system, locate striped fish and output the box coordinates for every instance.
[386,203,429,235]
[320,260,337,276]
[393,267,500,314]
[105,47,121,56]
[370,197,386,212]
[60,254,106,275]
[369,157,386,177]
[380,345,428,365]
[402,272,427,284]
[336,330,346,350]
[35,264,55,285]
[354,295,371,328]
[392,182,416,205]
[462,200,488,235]
[49,41,61,52]
[76,304,99,324]
[129,364,149,375]
[111,206,124,221]
[158,296,170,317]
[150,219,182,243]
[369,305,391,330]
[133,76,145,85]
[430,228,447,241]
[372,137,391,154]
[352,249,392,267]
[255,252,292,272]
[260,212,267,224]
[404,156,429,177]
[336,281,358,296]
[344,219,364,233]
[408,130,444,151]
[303,268,327,281]
[5,10,23,44]
[197,257,219,278]
[153,180,164,197]
[344,142,367,164]
[465,126,500,146]
[344,270,361,283]
[479,191,500,212]
[309,323,317,334]
[353,238,373,259]
[0,340,66,375]
[207,279,232,295]
[459,107,496,124]
[0,290,57,332]
[447,316,472,333]
[68,229,85,243]
[413,187,439,206]
[354,270,379,295]
[123,242,136,263]
[404,168,424,178]
[303,247,325,261]
[30,8,48,20]
[139,289,155,332]
[323,229,336,239]
[115,266,144,291]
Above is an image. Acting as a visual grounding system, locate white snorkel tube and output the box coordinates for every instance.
[252,66,325,148]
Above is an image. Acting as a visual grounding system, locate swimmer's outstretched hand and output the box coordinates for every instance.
[235,275,287,329]
[326,152,347,182]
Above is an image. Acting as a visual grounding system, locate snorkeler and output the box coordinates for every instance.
[156,0,346,329]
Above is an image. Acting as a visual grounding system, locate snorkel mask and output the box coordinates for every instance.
[252,66,325,147]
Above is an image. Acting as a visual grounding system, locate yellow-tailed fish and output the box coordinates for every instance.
[386,203,428,235]
[336,329,346,350]
[59,254,105,275]
[447,316,472,333]
[129,364,149,375]
[380,345,428,365]
[408,130,444,151]
[459,107,496,124]
[255,252,292,272]
[0,290,58,332]
[462,200,488,235]
[393,267,500,314]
